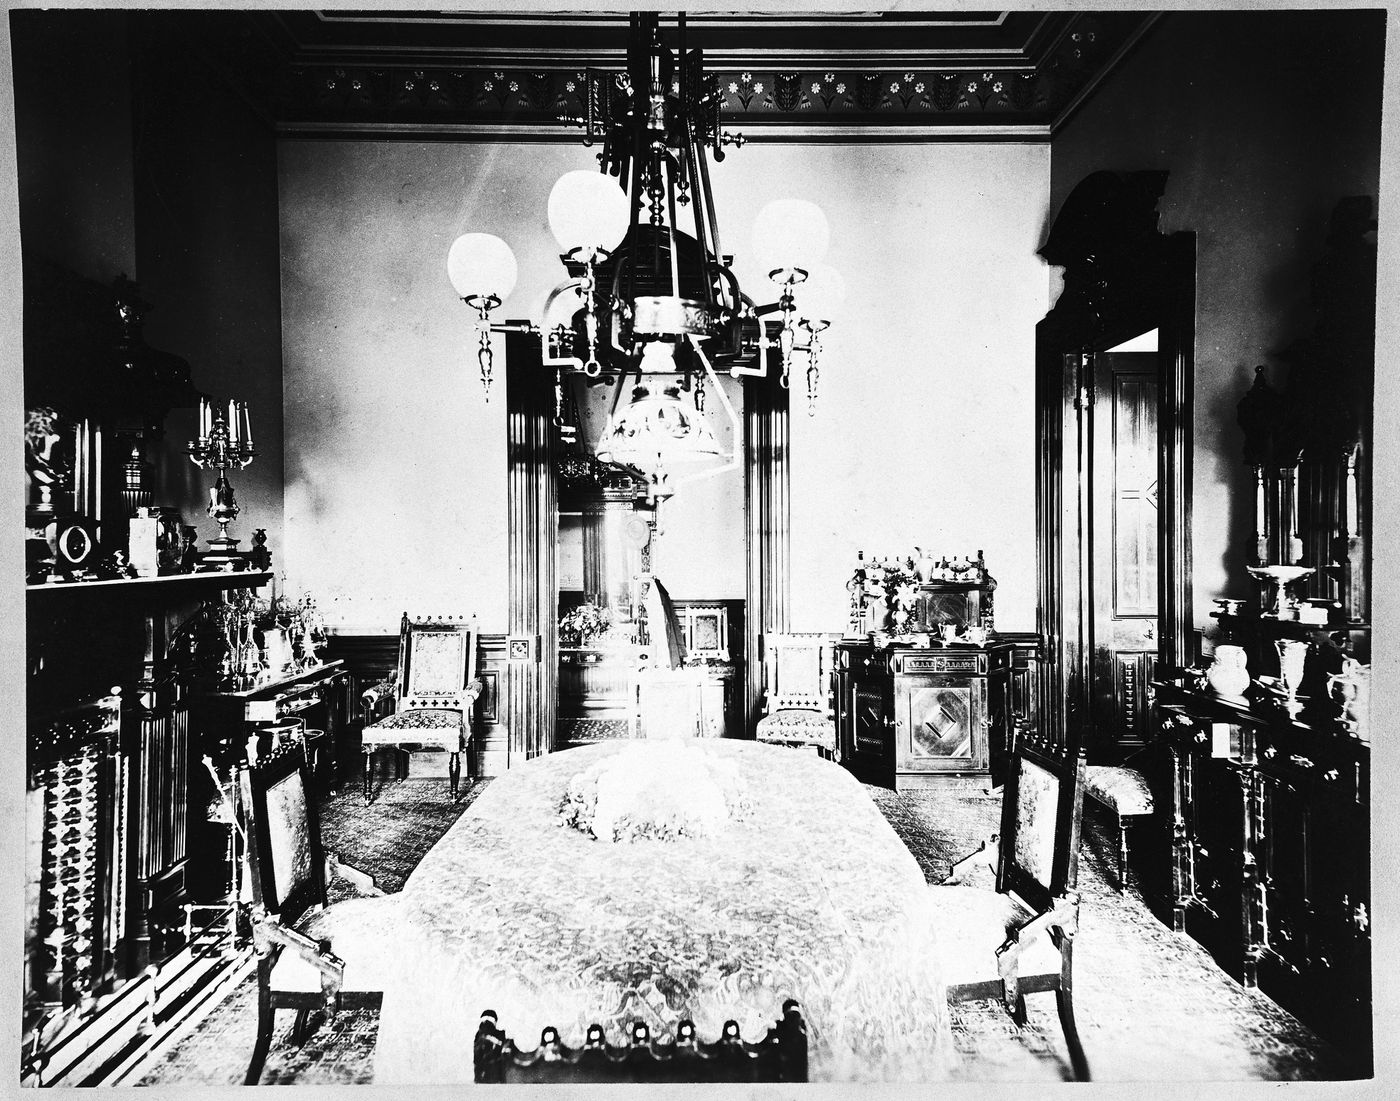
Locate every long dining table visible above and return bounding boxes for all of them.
[371,739,956,1083]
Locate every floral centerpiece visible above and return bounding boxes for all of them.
[558,742,753,843]
[559,601,613,647]
[849,557,920,635]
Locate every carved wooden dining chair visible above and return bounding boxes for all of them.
[474,1001,808,1083]
[928,724,1091,1081]
[754,633,838,760]
[360,613,481,803]
[240,743,397,1085]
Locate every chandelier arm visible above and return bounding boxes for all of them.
[671,336,741,489]
[680,121,717,320]
[539,279,587,372]
[664,156,683,302]
[694,129,724,265]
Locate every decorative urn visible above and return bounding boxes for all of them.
[1207,643,1250,702]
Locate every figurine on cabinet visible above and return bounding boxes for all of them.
[179,526,201,573]
[247,529,272,572]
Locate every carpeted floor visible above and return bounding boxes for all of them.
[137,754,1360,1086]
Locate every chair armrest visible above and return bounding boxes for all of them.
[360,678,397,724]
[465,678,484,705]
[942,833,1000,885]
[325,852,386,898]
[995,891,1080,973]
[252,915,347,1004]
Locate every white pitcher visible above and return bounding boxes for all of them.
[1207,643,1250,702]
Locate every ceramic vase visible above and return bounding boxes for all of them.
[1207,643,1250,701]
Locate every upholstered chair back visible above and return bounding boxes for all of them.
[996,729,1087,913]
[240,744,327,925]
[762,633,834,714]
[396,614,479,712]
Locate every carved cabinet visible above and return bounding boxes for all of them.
[1156,682,1371,1070]
[836,640,1013,789]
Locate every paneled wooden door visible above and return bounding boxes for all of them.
[1090,350,1159,758]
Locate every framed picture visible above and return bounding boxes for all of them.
[682,605,728,661]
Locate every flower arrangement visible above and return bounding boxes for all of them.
[559,601,613,646]
[559,742,752,843]
[849,556,920,634]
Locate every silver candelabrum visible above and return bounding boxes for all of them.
[187,398,256,569]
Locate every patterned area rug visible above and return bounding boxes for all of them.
[556,717,634,743]
[138,772,1359,1086]
[138,780,487,1087]
[871,782,1355,1082]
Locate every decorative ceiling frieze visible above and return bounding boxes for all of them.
[166,9,1162,140]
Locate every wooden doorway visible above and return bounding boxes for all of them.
[1035,171,1195,756]
[1090,343,1160,760]
[506,341,790,764]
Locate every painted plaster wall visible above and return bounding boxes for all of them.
[1048,10,1384,637]
[12,11,136,284]
[131,23,284,552]
[11,12,284,556]
[710,144,1048,632]
[278,140,1048,634]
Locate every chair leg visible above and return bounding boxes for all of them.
[291,1007,312,1046]
[1056,938,1091,1081]
[1118,818,1130,893]
[449,751,461,802]
[244,986,275,1085]
[362,747,374,805]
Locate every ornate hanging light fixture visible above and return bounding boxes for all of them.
[446,12,842,480]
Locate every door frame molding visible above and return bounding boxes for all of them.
[509,346,790,759]
[1034,170,1195,755]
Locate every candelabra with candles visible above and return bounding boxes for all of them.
[187,398,256,570]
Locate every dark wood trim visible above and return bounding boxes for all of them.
[1159,233,1197,671]
[743,368,790,734]
[506,332,557,765]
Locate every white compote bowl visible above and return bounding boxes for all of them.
[1246,564,1315,618]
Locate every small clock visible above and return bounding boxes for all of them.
[55,517,100,570]
[624,517,651,548]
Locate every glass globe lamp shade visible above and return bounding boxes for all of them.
[596,386,723,473]
[548,170,631,255]
[751,199,830,276]
[800,265,847,326]
[446,233,518,301]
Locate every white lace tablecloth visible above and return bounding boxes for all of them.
[372,740,955,1083]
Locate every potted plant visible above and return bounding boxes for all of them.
[559,602,613,647]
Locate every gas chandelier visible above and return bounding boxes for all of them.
[446,11,844,487]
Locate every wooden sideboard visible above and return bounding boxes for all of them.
[1153,680,1370,1069]
[25,572,272,1080]
[835,639,1020,789]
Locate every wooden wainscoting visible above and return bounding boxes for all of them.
[327,632,508,777]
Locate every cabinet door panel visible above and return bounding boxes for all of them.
[893,675,987,774]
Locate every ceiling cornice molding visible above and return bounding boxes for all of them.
[274,119,1053,144]
[1050,11,1164,135]
[178,10,1158,140]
